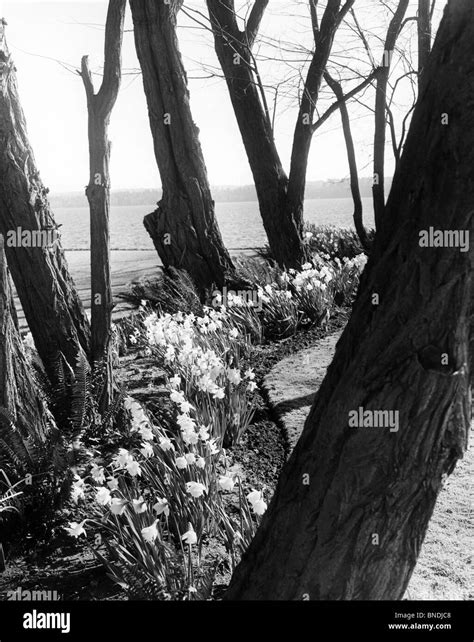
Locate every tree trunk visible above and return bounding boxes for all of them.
[372,0,409,229]
[130,0,233,295]
[225,0,473,600]
[0,235,53,445]
[0,20,90,384]
[81,0,126,407]
[207,0,353,270]
[207,0,304,270]
[418,0,431,93]
[324,71,370,251]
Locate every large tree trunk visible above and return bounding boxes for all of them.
[225,0,472,600]
[81,0,126,407]
[0,20,90,384]
[0,235,53,446]
[130,0,233,294]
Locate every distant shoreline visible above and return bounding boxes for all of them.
[49,178,392,209]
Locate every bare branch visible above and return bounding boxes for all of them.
[312,67,381,133]
[335,0,356,29]
[350,7,375,67]
[97,0,126,115]
[399,15,418,33]
[386,105,400,166]
[309,0,319,43]
[80,55,95,100]
[245,0,269,49]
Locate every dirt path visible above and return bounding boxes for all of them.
[264,331,473,600]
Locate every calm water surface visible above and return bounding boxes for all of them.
[55,197,375,253]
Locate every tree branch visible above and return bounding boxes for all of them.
[312,67,381,133]
[309,0,319,44]
[245,0,268,49]
[80,55,95,101]
[336,0,356,29]
[97,0,126,115]
[350,7,375,67]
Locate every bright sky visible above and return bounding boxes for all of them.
[1,0,444,193]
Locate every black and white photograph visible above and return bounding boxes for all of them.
[0,0,471,640]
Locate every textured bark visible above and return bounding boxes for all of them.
[207,0,355,270]
[372,0,409,229]
[225,0,473,600]
[0,21,90,383]
[130,0,233,294]
[0,235,52,444]
[81,0,126,405]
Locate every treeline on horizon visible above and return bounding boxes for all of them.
[50,176,393,209]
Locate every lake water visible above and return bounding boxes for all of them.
[55,197,375,252]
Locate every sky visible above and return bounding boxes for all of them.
[1,0,443,193]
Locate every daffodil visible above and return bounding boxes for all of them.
[175,456,188,470]
[226,368,242,385]
[140,442,154,458]
[110,498,127,515]
[71,475,85,504]
[247,490,267,515]
[169,374,181,389]
[138,425,154,441]
[153,498,170,517]
[181,524,197,546]
[186,481,207,498]
[159,436,174,452]
[218,475,235,492]
[113,448,133,468]
[91,464,105,484]
[170,390,186,404]
[107,477,119,491]
[126,460,142,477]
[196,456,206,469]
[141,520,159,543]
[96,487,112,506]
[132,497,148,514]
[65,520,87,538]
